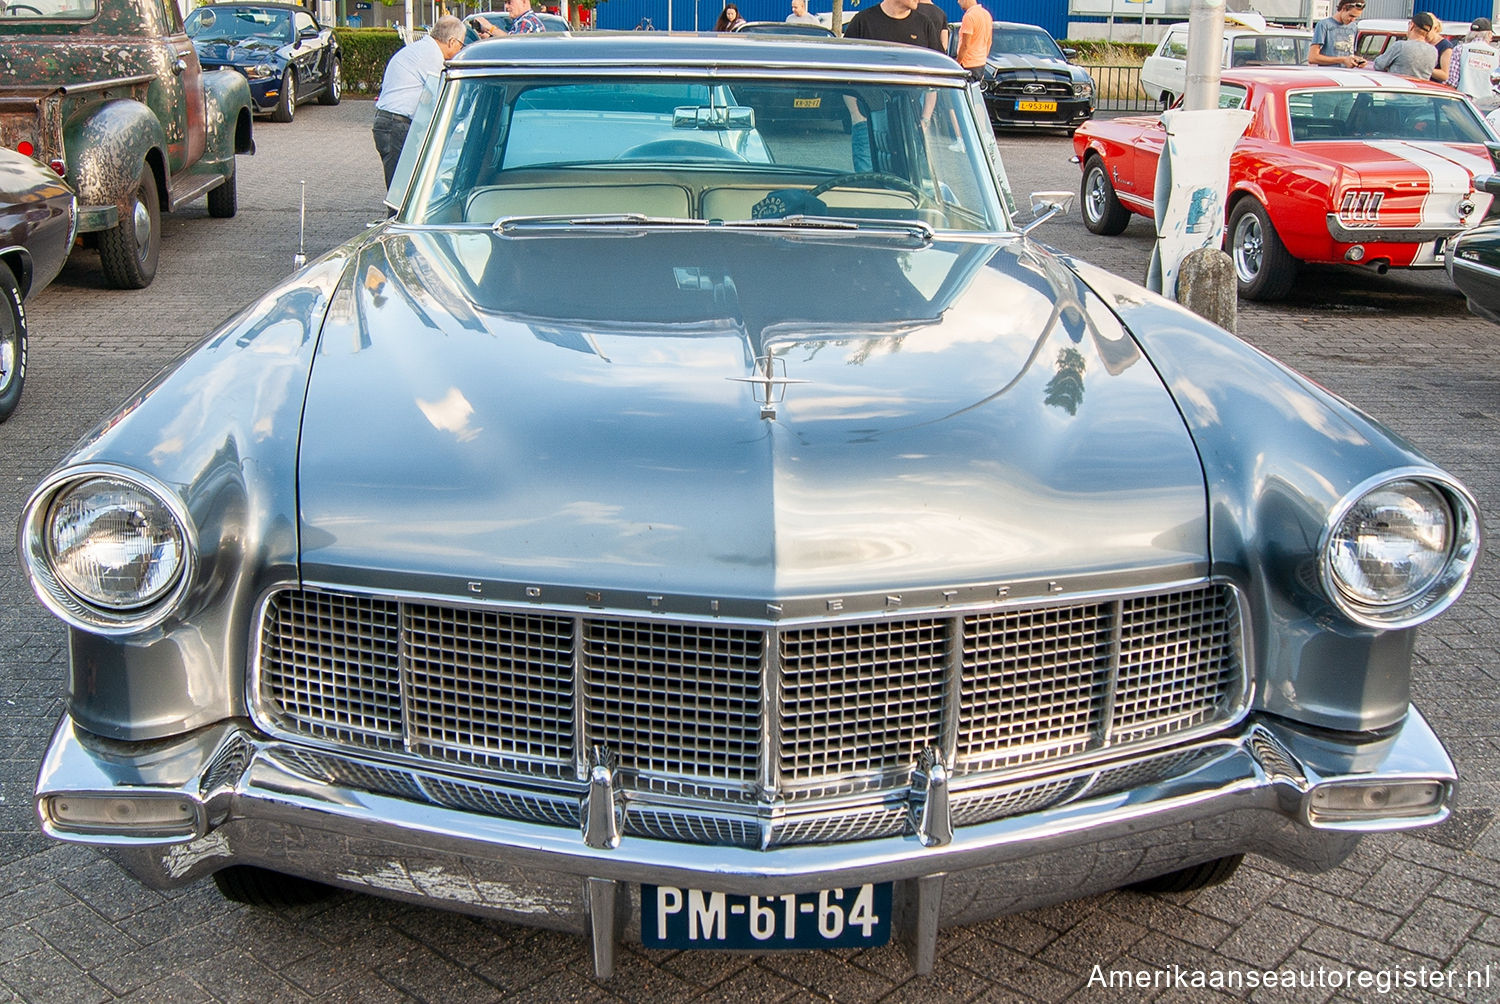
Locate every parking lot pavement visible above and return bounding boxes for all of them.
[1,100,1496,1003]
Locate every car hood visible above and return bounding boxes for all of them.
[194,39,281,62]
[296,228,1209,607]
[986,55,1075,75]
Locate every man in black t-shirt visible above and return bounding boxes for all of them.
[844,0,942,49]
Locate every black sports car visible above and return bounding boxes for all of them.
[0,146,75,422]
[186,2,340,122]
[949,21,1096,134]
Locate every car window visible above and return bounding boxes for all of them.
[1219,83,1249,109]
[187,6,292,42]
[1163,31,1188,59]
[0,0,98,17]
[1228,34,1309,66]
[989,26,1065,60]
[1356,32,1394,57]
[294,10,316,33]
[1287,88,1492,143]
[403,76,1004,232]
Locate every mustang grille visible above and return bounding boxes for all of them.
[991,79,1074,97]
[257,583,1244,838]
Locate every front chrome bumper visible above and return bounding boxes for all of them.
[35,707,1455,977]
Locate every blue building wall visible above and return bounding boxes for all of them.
[591,0,1067,40]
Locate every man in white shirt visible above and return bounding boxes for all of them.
[1452,18,1498,106]
[786,0,820,23]
[373,16,467,188]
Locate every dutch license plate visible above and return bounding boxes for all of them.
[793,97,822,109]
[641,883,893,950]
[1016,99,1058,112]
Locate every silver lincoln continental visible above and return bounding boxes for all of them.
[20,34,1480,977]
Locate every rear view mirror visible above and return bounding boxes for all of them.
[673,106,756,130]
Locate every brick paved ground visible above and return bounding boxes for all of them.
[0,101,1495,1002]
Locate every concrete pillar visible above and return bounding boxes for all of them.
[1178,247,1238,333]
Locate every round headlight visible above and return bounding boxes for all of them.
[21,469,194,633]
[47,477,185,608]
[1321,474,1480,629]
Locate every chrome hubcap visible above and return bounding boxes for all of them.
[0,338,14,391]
[1086,170,1106,221]
[1234,216,1262,279]
[131,194,152,251]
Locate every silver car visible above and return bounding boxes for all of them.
[20,34,1480,978]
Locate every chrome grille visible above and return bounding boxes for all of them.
[958,603,1112,771]
[780,619,948,786]
[255,582,1245,843]
[992,79,1073,97]
[582,620,762,783]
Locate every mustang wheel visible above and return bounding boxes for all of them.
[0,270,25,423]
[1080,157,1130,236]
[272,69,296,122]
[97,171,160,289]
[207,168,237,218]
[213,866,336,907]
[1228,198,1297,301]
[1127,854,1244,893]
[319,58,342,105]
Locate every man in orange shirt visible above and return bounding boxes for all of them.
[955,0,993,82]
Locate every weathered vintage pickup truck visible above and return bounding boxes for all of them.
[0,0,254,288]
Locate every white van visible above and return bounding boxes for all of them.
[1140,14,1311,106]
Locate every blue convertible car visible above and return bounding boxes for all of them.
[21,34,1480,978]
[186,2,340,122]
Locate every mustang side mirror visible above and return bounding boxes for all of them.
[1022,191,1074,236]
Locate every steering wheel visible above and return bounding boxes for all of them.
[808,172,927,205]
[3,4,45,14]
[615,139,746,162]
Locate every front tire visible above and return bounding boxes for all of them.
[207,168,237,218]
[1227,198,1297,301]
[1128,854,1244,893]
[318,58,342,105]
[97,171,161,289]
[1081,157,1130,236]
[272,69,296,122]
[0,270,25,423]
[213,866,336,908]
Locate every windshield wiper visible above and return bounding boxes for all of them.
[723,215,935,243]
[494,214,709,234]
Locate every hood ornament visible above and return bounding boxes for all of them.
[728,354,807,421]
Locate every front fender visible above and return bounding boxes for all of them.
[1062,254,1454,735]
[202,68,255,159]
[64,99,167,221]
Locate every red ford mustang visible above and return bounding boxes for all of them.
[1072,68,1496,300]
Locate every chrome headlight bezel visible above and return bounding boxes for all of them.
[1318,470,1480,630]
[20,466,197,636]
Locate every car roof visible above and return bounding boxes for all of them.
[194,2,306,9]
[1157,20,1309,37]
[1220,65,1463,91]
[455,31,969,76]
[1357,17,1465,35]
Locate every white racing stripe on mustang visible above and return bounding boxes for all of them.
[1365,141,1478,227]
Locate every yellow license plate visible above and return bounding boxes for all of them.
[793,97,821,109]
[1016,100,1057,112]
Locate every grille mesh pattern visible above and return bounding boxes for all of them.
[404,604,574,773]
[261,591,404,749]
[582,620,763,782]
[780,619,948,784]
[958,604,1113,771]
[1111,588,1241,744]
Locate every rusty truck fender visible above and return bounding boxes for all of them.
[63,96,164,234]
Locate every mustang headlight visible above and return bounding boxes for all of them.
[1320,473,1479,629]
[21,469,195,634]
[1073,80,1095,100]
[244,63,275,79]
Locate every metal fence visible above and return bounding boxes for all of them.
[1083,64,1158,114]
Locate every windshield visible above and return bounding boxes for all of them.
[401,75,1006,232]
[1227,33,1309,66]
[1288,88,1492,143]
[990,27,1065,60]
[186,6,292,44]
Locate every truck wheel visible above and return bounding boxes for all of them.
[319,58,342,105]
[97,172,160,289]
[1081,157,1130,236]
[207,168,237,218]
[0,271,25,423]
[1127,854,1243,893]
[272,69,296,122]
[212,866,336,907]
[1228,199,1297,301]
